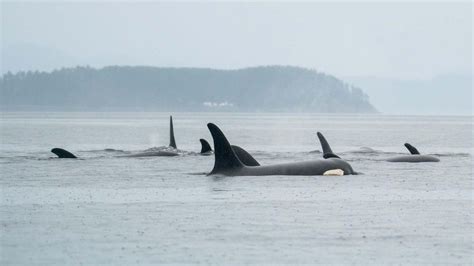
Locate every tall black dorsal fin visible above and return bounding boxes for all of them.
[231,145,260,166]
[51,148,77,158]
[317,132,341,159]
[404,143,420,155]
[200,139,213,153]
[207,123,243,174]
[169,116,177,149]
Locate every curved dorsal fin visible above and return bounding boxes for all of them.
[404,143,420,155]
[51,148,77,158]
[207,123,243,174]
[200,138,213,153]
[231,145,260,166]
[169,116,177,149]
[317,132,341,159]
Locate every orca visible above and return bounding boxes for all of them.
[51,148,77,158]
[199,138,260,166]
[169,115,177,149]
[127,115,179,157]
[387,143,440,162]
[230,145,260,166]
[199,139,213,155]
[51,116,180,158]
[317,132,341,159]
[206,123,356,176]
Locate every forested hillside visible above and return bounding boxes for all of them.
[1,65,376,112]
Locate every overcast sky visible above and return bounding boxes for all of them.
[2,2,472,79]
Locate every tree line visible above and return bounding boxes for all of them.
[0,65,377,112]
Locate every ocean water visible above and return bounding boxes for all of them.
[0,112,472,265]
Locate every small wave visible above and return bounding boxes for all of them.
[347,157,388,163]
[80,148,127,153]
[430,152,471,157]
[146,146,188,153]
[0,155,39,161]
[346,147,383,154]
[188,172,208,175]
[245,150,266,156]
[143,146,171,152]
[45,157,84,160]
[103,148,125,152]
[182,151,213,156]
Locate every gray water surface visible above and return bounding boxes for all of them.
[1,112,472,264]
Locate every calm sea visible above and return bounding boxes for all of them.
[1,112,472,264]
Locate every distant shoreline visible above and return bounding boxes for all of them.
[1,65,377,113]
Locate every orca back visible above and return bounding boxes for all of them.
[387,155,439,163]
[207,123,357,176]
[51,148,77,158]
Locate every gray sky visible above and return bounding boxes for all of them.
[2,1,472,79]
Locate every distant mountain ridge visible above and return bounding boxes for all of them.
[0,65,376,113]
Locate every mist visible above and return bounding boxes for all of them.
[1,2,472,115]
[1,3,473,264]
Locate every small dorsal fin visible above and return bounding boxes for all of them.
[207,123,243,174]
[231,145,260,166]
[51,148,77,158]
[200,139,213,153]
[404,143,420,155]
[317,132,341,159]
[169,116,177,149]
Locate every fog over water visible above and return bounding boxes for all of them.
[1,2,473,264]
[3,2,471,78]
[2,2,472,115]
[2,2,472,114]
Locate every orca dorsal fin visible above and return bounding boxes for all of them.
[231,145,260,166]
[169,116,177,149]
[51,148,77,158]
[207,123,244,174]
[200,138,213,153]
[404,143,420,155]
[317,132,341,159]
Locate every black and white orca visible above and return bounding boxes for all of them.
[206,123,356,176]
